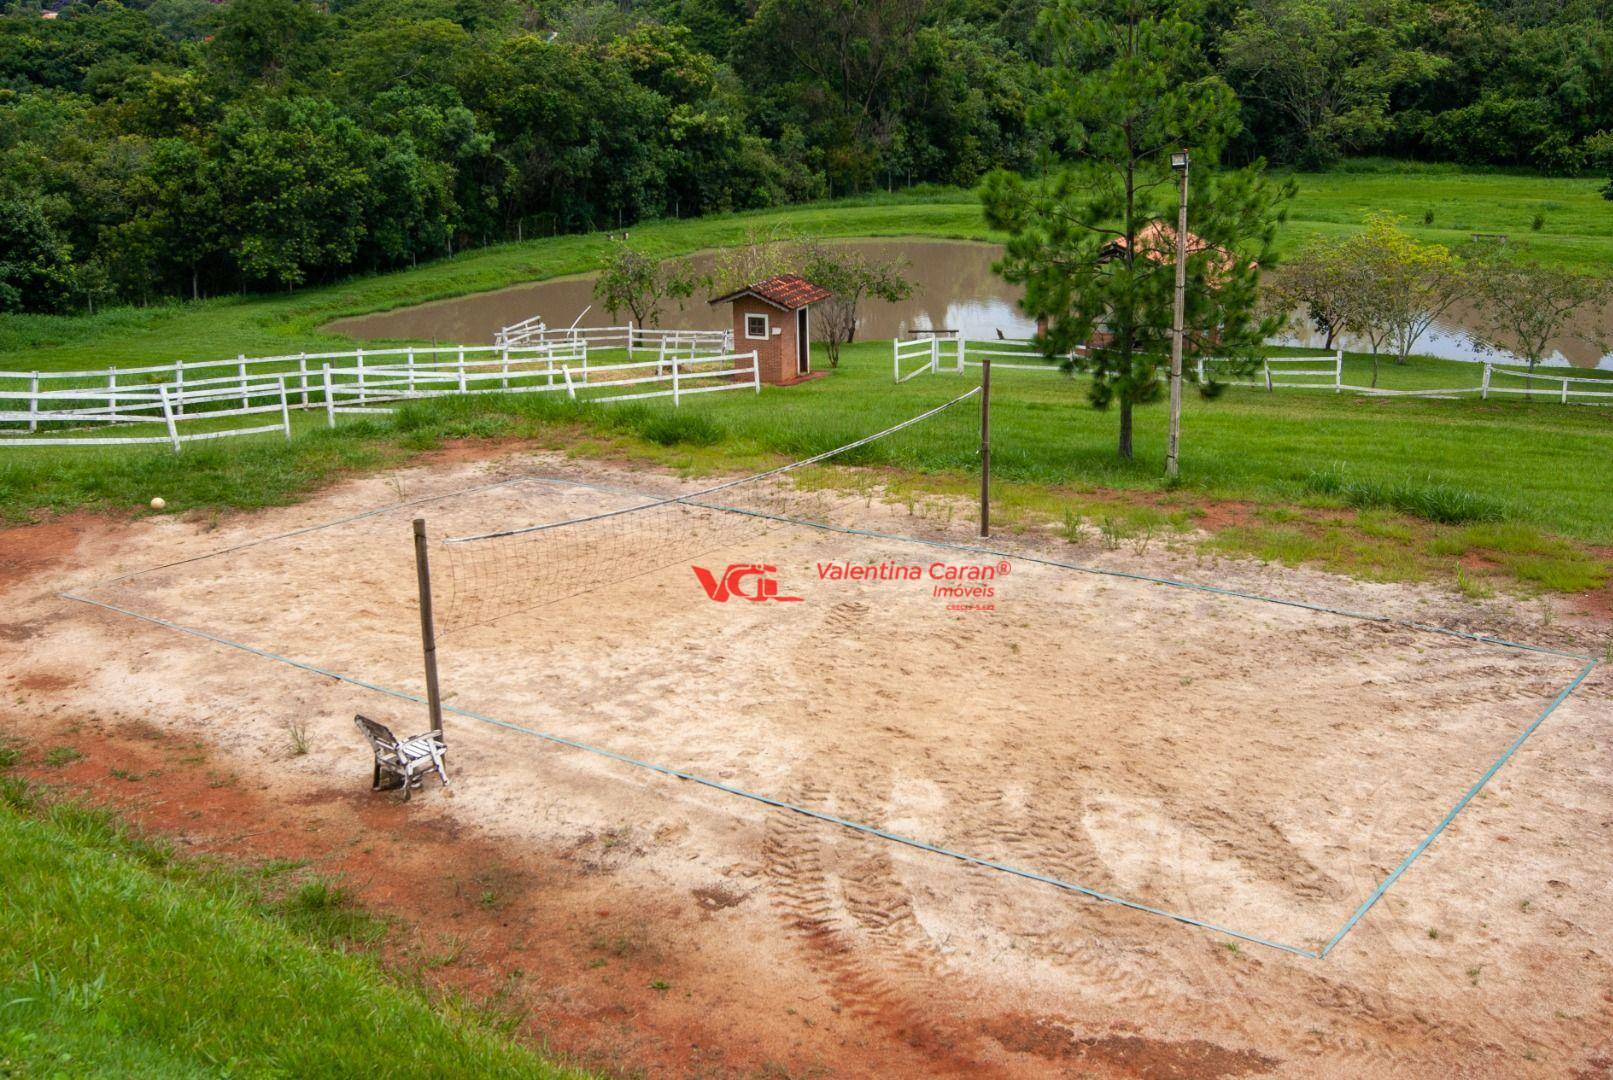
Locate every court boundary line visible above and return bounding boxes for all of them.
[58,470,1598,958]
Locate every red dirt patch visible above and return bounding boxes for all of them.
[5,712,1050,1078]
[0,513,106,593]
[983,1013,1277,1077]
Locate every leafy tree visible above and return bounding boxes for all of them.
[797,241,913,366]
[1265,236,1352,349]
[592,241,696,328]
[1222,0,1445,165]
[982,0,1287,461]
[1468,246,1612,373]
[208,0,331,89]
[210,98,375,288]
[0,197,76,313]
[1336,213,1467,385]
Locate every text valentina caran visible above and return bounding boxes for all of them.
[815,561,1002,582]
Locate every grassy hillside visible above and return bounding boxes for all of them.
[2,165,1611,376]
[0,744,587,1078]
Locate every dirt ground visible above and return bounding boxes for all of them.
[3,449,1611,1078]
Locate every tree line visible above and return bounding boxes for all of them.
[3,0,1613,313]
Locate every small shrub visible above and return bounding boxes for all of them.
[1301,466,1507,525]
[1531,212,1545,232]
[637,411,725,447]
[286,719,310,757]
[44,746,83,768]
[1423,208,1435,225]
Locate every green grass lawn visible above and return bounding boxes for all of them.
[2,339,1606,597]
[0,743,587,1078]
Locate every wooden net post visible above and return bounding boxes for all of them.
[979,355,991,539]
[413,518,445,742]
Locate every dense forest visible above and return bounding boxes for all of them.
[2,0,1611,311]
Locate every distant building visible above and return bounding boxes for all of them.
[709,274,832,386]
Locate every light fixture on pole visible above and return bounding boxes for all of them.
[1165,148,1190,480]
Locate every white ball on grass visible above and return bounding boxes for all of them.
[149,497,166,510]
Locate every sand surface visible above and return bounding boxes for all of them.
[4,451,1610,1076]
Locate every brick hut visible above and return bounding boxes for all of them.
[709,274,832,386]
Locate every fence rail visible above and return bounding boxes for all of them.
[0,343,761,451]
[495,320,732,355]
[897,339,1613,405]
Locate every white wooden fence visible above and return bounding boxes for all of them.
[1198,353,1345,391]
[897,337,1613,405]
[496,320,731,356]
[894,334,1076,382]
[0,342,761,451]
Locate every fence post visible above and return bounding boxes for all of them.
[299,353,310,407]
[1334,350,1343,393]
[958,337,967,374]
[175,361,185,415]
[580,341,589,384]
[930,336,940,374]
[238,354,249,410]
[28,372,39,432]
[892,340,900,382]
[1481,363,1491,400]
[1264,361,1273,392]
[671,355,681,406]
[324,364,336,427]
[406,348,416,394]
[279,377,292,439]
[562,365,576,400]
[1561,376,1569,405]
[107,368,119,421]
[158,385,181,452]
[500,348,509,390]
[752,350,761,393]
[457,349,467,393]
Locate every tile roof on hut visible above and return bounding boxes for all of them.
[708,273,832,311]
[1097,222,1252,278]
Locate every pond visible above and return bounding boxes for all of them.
[327,239,1613,370]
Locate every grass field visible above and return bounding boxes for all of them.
[2,340,1607,599]
[0,741,587,1078]
[2,163,1609,597]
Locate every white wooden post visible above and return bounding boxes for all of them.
[1195,357,1205,384]
[562,365,576,400]
[298,353,310,407]
[323,364,336,427]
[175,361,185,415]
[751,350,761,393]
[107,368,119,420]
[892,340,900,382]
[1481,362,1491,400]
[28,372,39,432]
[279,377,292,439]
[1334,350,1343,393]
[158,385,181,452]
[671,355,681,406]
[457,349,467,393]
[930,336,940,374]
[1264,361,1273,392]
[958,337,967,373]
[406,348,416,394]
[237,354,249,410]
[1561,376,1569,404]
[580,342,589,384]
[500,348,509,390]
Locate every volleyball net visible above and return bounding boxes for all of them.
[435,388,982,632]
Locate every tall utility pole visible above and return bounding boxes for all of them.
[1165,149,1190,480]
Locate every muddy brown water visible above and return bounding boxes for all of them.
[327,238,1613,369]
